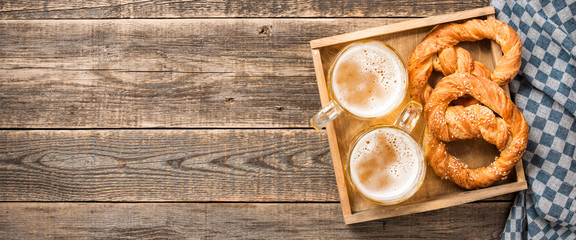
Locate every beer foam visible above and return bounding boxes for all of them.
[349,127,423,202]
[331,41,407,118]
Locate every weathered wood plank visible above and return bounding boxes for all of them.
[0,202,512,239]
[0,0,490,19]
[0,19,413,128]
[0,129,337,201]
[0,129,517,202]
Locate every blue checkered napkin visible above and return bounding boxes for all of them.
[491,0,576,239]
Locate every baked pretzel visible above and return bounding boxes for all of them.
[433,46,491,79]
[424,73,529,189]
[407,18,526,189]
[409,18,522,105]
[438,104,510,150]
[433,46,491,106]
[428,46,510,147]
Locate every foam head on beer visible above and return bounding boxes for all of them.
[330,41,407,118]
[348,127,424,203]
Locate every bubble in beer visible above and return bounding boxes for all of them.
[331,41,407,118]
[349,128,423,203]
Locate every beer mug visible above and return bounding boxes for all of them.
[346,101,425,205]
[310,40,408,129]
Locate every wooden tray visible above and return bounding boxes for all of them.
[310,6,527,224]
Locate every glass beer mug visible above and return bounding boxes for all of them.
[310,40,408,129]
[346,101,425,205]
[310,40,426,204]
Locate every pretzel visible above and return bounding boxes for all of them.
[433,46,491,79]
[427,47,510,147]
[409,18,522,105]
[433,46,491,106]
[424,73,529,189]
[407,18,527,189]
[437,104,510,150]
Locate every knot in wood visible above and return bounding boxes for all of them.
[257,26,272,36]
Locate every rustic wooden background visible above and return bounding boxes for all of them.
[0,1,515,239]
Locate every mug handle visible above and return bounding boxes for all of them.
[394,100,422,133]
[310,100,342,130]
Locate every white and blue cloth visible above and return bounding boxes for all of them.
[491,0,576,239]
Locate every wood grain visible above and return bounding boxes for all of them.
[0,129,336,201]
[0,18,412,128]
[0,0,490,19]
[0,1,517,237]
[0,202,511,239]
[0,129,516,202]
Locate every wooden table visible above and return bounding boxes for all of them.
[0,1,514,239]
